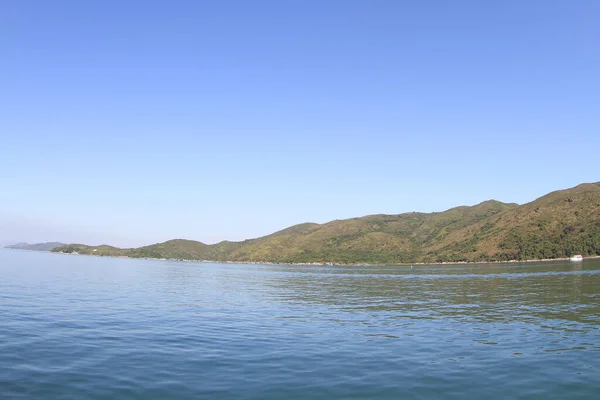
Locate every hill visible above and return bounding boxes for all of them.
[6,242,66,251]
[52,182,600,264]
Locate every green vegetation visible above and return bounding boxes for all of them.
[6,242,66,251]
[52,182,600,264]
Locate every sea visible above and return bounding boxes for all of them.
[1,249,599,399]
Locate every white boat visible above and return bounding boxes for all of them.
[570,255,583,262]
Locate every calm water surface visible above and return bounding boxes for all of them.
[1,249,599,399]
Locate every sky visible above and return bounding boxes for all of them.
[1,0,599,247]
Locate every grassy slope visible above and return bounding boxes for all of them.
[229,200,518,263]
[53,182,600,264]
[483,183,600,261]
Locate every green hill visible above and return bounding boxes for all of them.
[6,242,66,251]
[53,182,600,264]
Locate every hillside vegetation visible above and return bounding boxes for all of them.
[53,182,600,264]
[6,242,66,251]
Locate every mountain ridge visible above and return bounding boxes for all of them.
[50,182,600,264]
[5,242,66,251]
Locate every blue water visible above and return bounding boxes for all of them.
[1,249,599,399]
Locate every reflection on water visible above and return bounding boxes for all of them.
[1,250,599,400]
[257,260,600,325]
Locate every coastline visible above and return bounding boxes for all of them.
[48,250,600,267]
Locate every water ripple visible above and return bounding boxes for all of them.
[1,250,599,399]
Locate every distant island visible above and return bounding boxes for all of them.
[37,182,600,265]
[5,242,66,252]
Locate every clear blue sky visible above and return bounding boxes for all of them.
[1,0,598,247]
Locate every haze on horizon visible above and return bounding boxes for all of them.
[1,1,598,248]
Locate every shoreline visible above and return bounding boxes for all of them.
[47,250,600,267]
